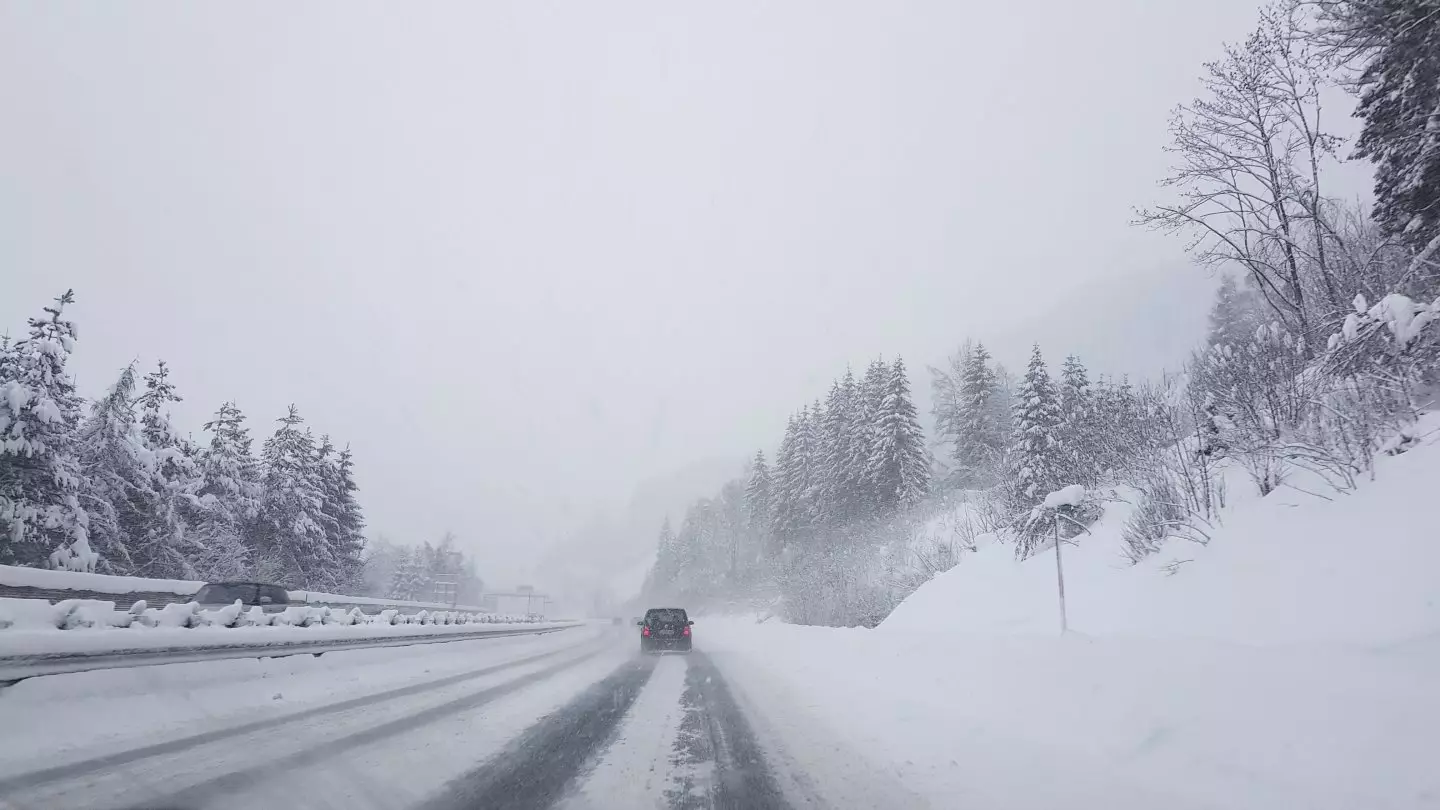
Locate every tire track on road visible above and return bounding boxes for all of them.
[670,650,788,810]
[421,655,658,810]
[132,646,609,810]
[0,635,581,796]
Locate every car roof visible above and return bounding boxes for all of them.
[645,607,687,612]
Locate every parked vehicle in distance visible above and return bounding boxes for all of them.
[638,607,692,654]
[192,582,291,613]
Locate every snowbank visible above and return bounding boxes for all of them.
[0,620,577,658]
[687,415,1440,807]
[0,565,501,617]
[0,565,201,595]
[884,412,1440,645]
[701,617,1440,810]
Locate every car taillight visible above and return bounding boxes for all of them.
[642,626,650,637]
[682,626,691,636]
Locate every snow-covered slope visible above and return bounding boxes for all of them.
[883,412,1440,645]
[700,415,1440,809]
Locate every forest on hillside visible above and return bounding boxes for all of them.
[642,0,1440,626]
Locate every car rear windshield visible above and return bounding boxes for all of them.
[195,583,257,604]
[645,609,687,624]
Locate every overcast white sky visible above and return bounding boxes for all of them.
[2,1,1320,588]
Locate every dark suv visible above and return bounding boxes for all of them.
[638,607,692,654]
[193,582,291,612]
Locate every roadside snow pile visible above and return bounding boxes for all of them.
[693,413,1440,808]
[0,619,577,659]
[0,565,201,595]
[0,566,486,613]
[883,411,1440,645]
[0,597,543,632]
[702,617,1440,810]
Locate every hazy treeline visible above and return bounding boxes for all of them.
[645,0,1440,626]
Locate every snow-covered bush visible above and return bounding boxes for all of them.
[270,605,322,627]
[56,599,132,630]
[237,605,271,627]
[137,601,199,628]
[196,599,245,628]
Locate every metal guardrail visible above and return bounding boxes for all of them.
[0,583,488,616]
[0,623,579,686]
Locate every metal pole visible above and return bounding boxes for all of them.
[1054,515,1068,634]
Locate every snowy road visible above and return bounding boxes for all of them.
[0,624,816,810]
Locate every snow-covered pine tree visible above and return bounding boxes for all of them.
[1325,0,1440,257]
[1207,275,1258,350]
[743,449,774,559]
[864,357,930,516]
[386,545,415,600]
[928,341,971,467]
[191,402,261,579]
[123,361,202,578]
[819,374,861,527]
[0,292,92,568]
[256,406,334,589]
[76,365,152,573]
[1058,354,1100,486]
[386,545,430,602]
[318,443,366,591]
[1006,344,1065,554]
[853,358,889,518]
[771,413,801,552]
[951,342,1007,489]
[835,368,867,522]
[798,400,824,530]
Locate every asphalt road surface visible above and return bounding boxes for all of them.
[0,625,799,810]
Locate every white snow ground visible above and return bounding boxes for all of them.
[0,624,626,810]
[689,414,1440,809]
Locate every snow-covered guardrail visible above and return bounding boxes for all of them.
[0,564,499,617]
[0,621,579,685]
[0,597,541,632]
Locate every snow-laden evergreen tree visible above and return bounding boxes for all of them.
[773,405,822,547]
[743,449,773,558]
[191,402,261,579]
[951,342,1007,489]
[819,373,862,526]
[1006,345,1065,550]
[864,357,930,515]
[853,358,889,516]
[318,442,366,591]
[75,365,152,573]
[797,401,824,529]
[1324,0,1440,257]
[0,292,91,568]
[771,413,802,551]
[257,405,334,589]
[1207,275,1258,350]
[121,361,202,578]
[1058,354,1101,486]
[928,340,971,464]
[386,545,429,601]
